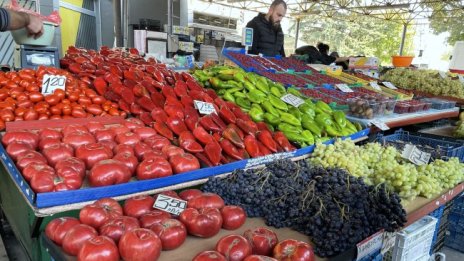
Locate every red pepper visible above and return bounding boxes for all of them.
[164,104,185,119]
[111,83,124,95]
[188,90,204,102]
[139,112,154,126]
[68,63,82,74]
[244,135,261,158]
[236,119,258,136]
[228,124,245,140]
[185,115,199,132]
[174,80,188,98]
[181,95,194,109]
[123,79,137,88]
[93,77,107,95]
[210,113,227,131]
[257,141,272,156]
[164,96,184,109]
[109,65,123,77]
[231,107,252,122]
[273,131,296,152]
[222,126,245,149]
[212,133,221,142]
[104,90,121,102]
[220,139,243,160]
[150,91,166,108]
[166,116,188,136]
[120,87,135,104]
[118,100,130,113]
[199,115,222,132]
[205,89,218,100]
[179,131,203,153]
[257,130,278,153]
[184,106,200,119]
[181,72,194,82]
[194,152,214,167]
[239,149,250,159]
[140,80,156,94]
[165,76,175,86]
[153,70,165,83]
[214,97,227,109]
[205,141,222,166]
[193,126,213,145]
[202,94,214,103]
[174,72,184,83]
[219,106,236,124]
[151,107,168,122]
[162,85,176,99]
[186,79,202,92]
[124,70,138,82]
[153,121,174,140]
[220,154,231,164]
[256,122,271,132]
[136,96,155,112]
[130,103,143,115]
[133,84,149,97]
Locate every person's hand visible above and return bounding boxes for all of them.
[26,14,44,39]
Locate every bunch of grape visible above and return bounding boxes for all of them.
[203,159,407,257]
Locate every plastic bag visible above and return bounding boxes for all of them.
[9,0,62,25]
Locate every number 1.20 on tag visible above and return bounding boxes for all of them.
[42,74,66,95]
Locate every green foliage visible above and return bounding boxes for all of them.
[424,1,464,46]
[291,15,415,65]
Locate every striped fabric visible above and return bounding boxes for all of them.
[0,8,9,32]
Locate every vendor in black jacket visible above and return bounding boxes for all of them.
[246,0,286,57]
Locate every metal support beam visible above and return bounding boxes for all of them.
[113,0,122,47]
[123,0,129,47]
[167,0,173,35]
[294,18,300,50]
[399,23,408,55]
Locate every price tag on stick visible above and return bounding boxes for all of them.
[382,82,397,90]
[153,194,187,216]
[335,84,354,92]
[194,100,216,115]
[42,74,66,95]
[281,94,305,107]
[369,82,382,91]
[401,144,431,165]
[370,119,390,131]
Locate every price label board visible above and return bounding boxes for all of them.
[42,74,66,95]
[194,100,216,115]
[281,94,305,107]
[335,84,354,93]
[382,82,397,90]
[153,195,187,216]
[402,144,431,165]
[369,82,382,91]
[381,232,397,255]
[370,119,390,131]
[356,230,384,261]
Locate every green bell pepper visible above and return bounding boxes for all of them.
[269,95,288,111]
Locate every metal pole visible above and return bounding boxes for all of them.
[167,0,173,34]
[294,18,300,50]
[113,0,122,47]
[123,0,129,47]
[399,23,408,55]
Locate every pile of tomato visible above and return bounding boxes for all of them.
[2,117,202,192]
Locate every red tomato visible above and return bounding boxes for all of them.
[221,206,246,230]
[161,145,184,159]
[215,234,252,261]
[243,227,278,256]
[142,150,167,161]
[55,157,86,179]
[133,142,152,160]
[244,256,278,261]
[149,218,187,250]
[53,166,83,191]
[139,210,171,229]
[6,141,32,161]
[115,131,140,146]
[22,162,54,182]
[29,170,55,192]
[62,224,98,256]
[179,189,203,202]
[169,153,200,174]
[109,125,130,136]
[99,216,140,243]
[45,217,81,246]
[179,208,222,238]
[75,143,114,169]
[16,150,47,170]
[188,193,225,209]
[29,92,44,102]
[143,135,171,151]
[45,94,60,106]
[63,125,89,136]
[88,159,131,187]
[118,228,162,261]
[273,240,314,261]
[23,108,39,121]
[2,131,39,149]
[124,118,145,130]
[0,108,15,122]
[39,138,61,152]
[154,190,181,200]
[39,128,63,140]
[77,235,119,261]
[123,195,155,218]
[112,152,138,175]
[79,198,123,229]
[133,127,157,140]
[94,128,116,142]
[136,158,173,180]
[100,140,117,151]
[62,131,96,149]
[193,251,227,261]
[85,121,105,134]
[113,144,134,155]
[42,143,74,167]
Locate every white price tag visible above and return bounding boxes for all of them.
[280,94,305,107]
[439,71,447,79]
[335,84,354,93]
[401,144,431,166]
[194,100,216,115]
[458,75,464,84]
[381,232,397,255]
[356,231,384,261]
[42,74,66,95]
[153,194,187,216]
[370,119,390,131]
[369,82,382,91]
[382,82,397,90]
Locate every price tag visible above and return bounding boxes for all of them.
[356,230,384,261]
[370,119,390,131]
[280,94,305,107]
[335,84,354,93]
[42,74,66,95]
[153,194,187,216]
[381,232,397,255]
[439,71,447,79]
[369,82,382,91]
[194,100,216,115]
[458,75,464,84]
[382,82,397,90]
[401,144,431,165]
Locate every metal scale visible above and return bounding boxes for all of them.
[13,45,60,70]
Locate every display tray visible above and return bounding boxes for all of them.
[0,120,370,210]
[418,125,458,139]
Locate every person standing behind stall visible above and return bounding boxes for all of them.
[246,0,287,57]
